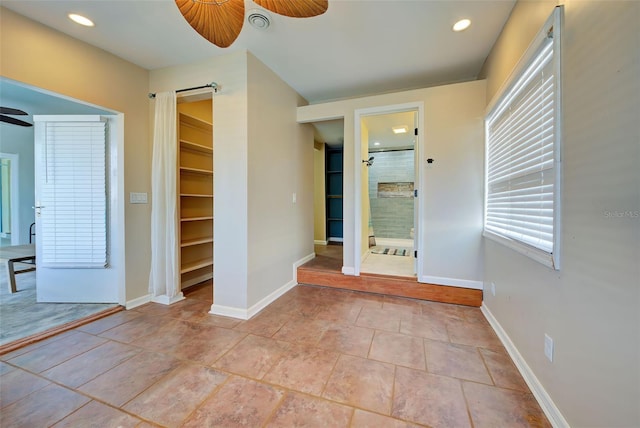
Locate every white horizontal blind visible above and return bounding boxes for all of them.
[485,36,557,255]
[41,120,107,268]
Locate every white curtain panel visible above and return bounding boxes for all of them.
[148,91,179,299]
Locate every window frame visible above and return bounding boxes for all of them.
[483,6,563,270]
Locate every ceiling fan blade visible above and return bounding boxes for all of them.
[175,0,245,48]
[0,107,28,115]
[253,0,328,18]
[0,115,33,127]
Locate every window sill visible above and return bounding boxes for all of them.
[483,230,559,270]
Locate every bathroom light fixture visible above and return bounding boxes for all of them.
[68,13,94,27]
[392,126,407,134]
[453,18,471,32]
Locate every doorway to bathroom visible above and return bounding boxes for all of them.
[356,104,421,278]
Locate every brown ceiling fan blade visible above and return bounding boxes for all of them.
[0,115,33,127]
[253,0,328,18]
[175,0,245,48]
[0,107,28,115]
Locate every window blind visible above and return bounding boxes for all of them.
[485,23,559,263]
[41,120,107,268]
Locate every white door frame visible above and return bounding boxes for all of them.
[33,113,125,304]
[353,101,424,278]
[0,152,20,245]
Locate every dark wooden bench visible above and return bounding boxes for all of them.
[0,244,36,293]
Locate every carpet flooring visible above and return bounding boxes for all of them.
[0,265,118,346]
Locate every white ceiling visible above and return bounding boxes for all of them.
[1,0,514,143]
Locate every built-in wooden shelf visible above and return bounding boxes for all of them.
[180,166,213,175]
[181,216,213,222]
[181,237,214,247]
[180,112,212,129]
[178,104,213,290]
[180,193,213,198]
[180,140,213,154]
[181,258,214,274]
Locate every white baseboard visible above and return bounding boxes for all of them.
[342,266,355,275]
[328,237,344,242]
[419,275,483,290]
[481,304,569,428]
[210,279,297,320]
[209,303,248,320]
[125,293,152,309]
[210,253,312,320]
[314,240,328,246]
[152,292,185,305]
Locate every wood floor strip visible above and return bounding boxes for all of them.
[297,268,482,307]
[0,305,124,356]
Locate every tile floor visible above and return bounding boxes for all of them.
[0,282,550,427]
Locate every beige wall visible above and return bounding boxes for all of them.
[246,52,314,308]
[0,8,151,302]
[150,51,250,311]
[299,80,486,286]
[150,51,313,314]
[481,2,640,427]
[313,142,326,243]
[478,0,560,103]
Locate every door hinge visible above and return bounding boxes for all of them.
[414,189,418,197]
[414,128,418,136]
[414,250,417,258]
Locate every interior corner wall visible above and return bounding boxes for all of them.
[478,0,560,103]
[481,2,640,427]
[150,50,250,311]
[246,52,314,309]
[0,7,150,302]
[313,142,326,242]
[298,79,486,286]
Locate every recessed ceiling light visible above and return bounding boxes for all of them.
[374,141,380,146]
[68,13,94,27]
[453,19,471,32]
[392,126,407,134]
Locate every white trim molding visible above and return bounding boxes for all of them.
[125,293,152,309]
[152,292,185,306]
[314,240,328,246]
[210,279,297,320]
[420,275,483,290]
[481,304,570,428]
[210,253,313,320]
[341,266,355,275]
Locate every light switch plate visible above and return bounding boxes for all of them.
[130,192,148,204]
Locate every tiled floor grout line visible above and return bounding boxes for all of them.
[2,285,550,427]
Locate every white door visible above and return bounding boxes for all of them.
[33,115,119,303]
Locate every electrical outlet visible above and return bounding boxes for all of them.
[292,193,297,204]
[490,282,496,296]
[544,334,554,362]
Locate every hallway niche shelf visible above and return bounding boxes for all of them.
[178,105,214,289]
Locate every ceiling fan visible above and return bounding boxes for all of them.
[175,0,328,48]
[0,107,32,127]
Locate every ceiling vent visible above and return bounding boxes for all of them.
[247,10,271,30]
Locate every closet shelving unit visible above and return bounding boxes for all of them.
[178,111,214,288]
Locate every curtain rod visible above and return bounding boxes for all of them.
[148,82,218,99]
